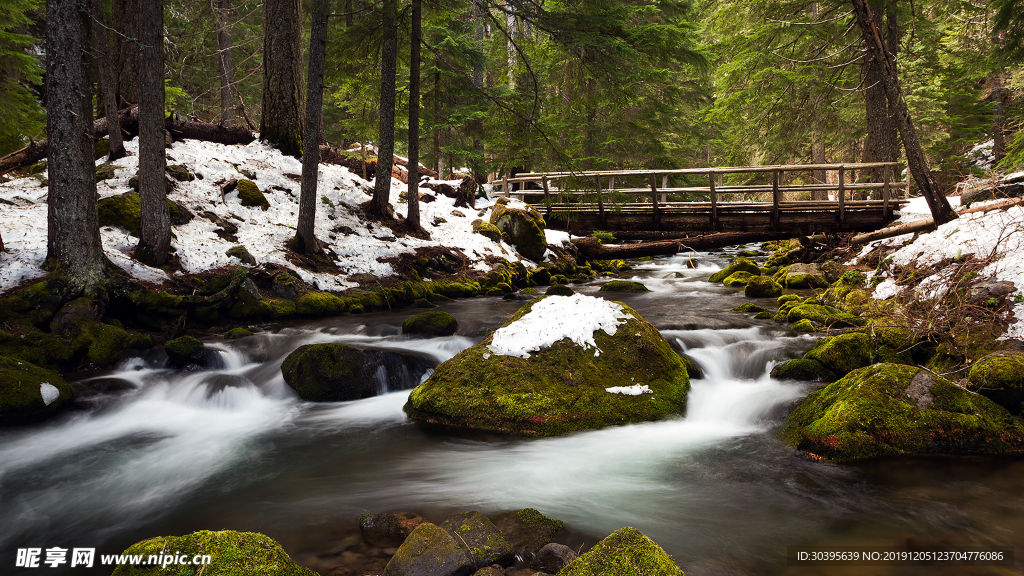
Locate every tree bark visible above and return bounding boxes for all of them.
[46,0,106,291]
[297,0,329,254]
[136,0,170,266]
[212,0,237,126]
[859,2,900,197]
[850,0,956,224]
[91,0,126,161]
[110,0,139,107]
[371,0,398,216]
[261,0,304,157]
[407,0,422,230]
[992,72,1006,163]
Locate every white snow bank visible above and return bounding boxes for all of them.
[0,138,545,293]
[605,384,653,395]
[487,294,633,358]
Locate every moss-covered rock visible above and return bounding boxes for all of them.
[110,530,316,576]
[404,296,689,436]
[557,527,683,576]
[804,332,874,378]
[166,164,194,182]
[226,245,256,265]
[777,263,827,289]
[167,198,195,225]
[360,512,426,548]
[731,302,767,314]
[744,276,783,298]
[598,280,650,293]
[0,357,74,425]
[489,200,547,262]
[382,522,476,576]
[223,328,254,340]
[472,219,503,243]
[722,271,755,287]
[778,294,802,305]
[440,511,514,568]
[546,285,575,296]
[782,364,1024,461]
[791,319,816,333]
[237,179,270,210]
[98,192,194,236]
[967,352,1024,414]
[95,161,116,182]
[403,310,459,336]
[786,303,857,328]
[770,358,836,381]
[708,258,760,283]
[165,335,219,369]
[493,508,566,559]
[281,343,431,401]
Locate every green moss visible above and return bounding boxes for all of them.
[782,364,1024,461]
[95,161,116,182]
[559,527,683,576]
[226,245,256,265]
[404,299,689,436]
[753,311,773,320]
[439,511,512,568]
[166,336,203,358]
[731,302,767,313]
[804,332,874,377]
[0,356,74,425]
[744,276,783,298]
[382,523,473,576]
[80,321,131,366]
[599,280,650,293]
[98,192,143,236]
[236,179,270,210]
[770,358,836,381]
[786,303,856,328]
[722,271,755,287]
[489,203,547,262]
[166,164,194,182]
[472,219,503,243]
[280,343,378,401]
[403,310,459,336]
[777,294,802,305]
[0,325,78,371]
[967,352,1024,413]
[708,258,760,283]
[791,319,816,332]
[224,328,254,340]
[547,285,575,296]
[110,530,316,576]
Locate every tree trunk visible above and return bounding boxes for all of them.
[297,0,329,254]
[858,3,899,198]
[371,0,398,217]
[811,132,827,200]
[137,0,170,266]
[992,72,1006,163]
[850,0,956,224]
[110,0,140,107]
[46,0,106,291]
[91,0,125,161]
[407,0,422,230]
[212,0,237,126]
[261,0,304,158]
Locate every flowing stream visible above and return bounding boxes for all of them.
[2,250,1023,575]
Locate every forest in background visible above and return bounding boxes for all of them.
[1,0,1023,188]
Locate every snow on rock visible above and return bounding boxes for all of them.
[0,138,561,294]
[866,197,1024,339]
[39,383,59,406]
[605,384,653,395]
[487,294,633,358]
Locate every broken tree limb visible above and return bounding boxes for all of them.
[850,196,1024,245]
[572,238,680,260]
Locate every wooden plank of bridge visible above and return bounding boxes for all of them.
[594,174,606,227]
[838,166,846,225]
[709,170,718,230]
[771,169,780,230]
[650,173,661,228]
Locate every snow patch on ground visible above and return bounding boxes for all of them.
[605,384,653,395]
[487,294,633,358]
[0,138,554,293]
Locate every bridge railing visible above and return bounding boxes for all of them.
[499,162,908,227]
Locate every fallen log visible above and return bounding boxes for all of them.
[0,106,255,177]
[572,238,680,260]
[850,196,1024,245]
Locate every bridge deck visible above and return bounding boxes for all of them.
[499,162,909,236]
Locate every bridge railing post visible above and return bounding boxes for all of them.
[709,170,718,230]
[882,165,891,219]
[838,165,846,225]
[594,174,605,227]
[542,175,551,218]
[650,173,661,228]
[772,169,780,230]
[661,174,668,203]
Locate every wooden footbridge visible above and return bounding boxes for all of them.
[500,162,908,236]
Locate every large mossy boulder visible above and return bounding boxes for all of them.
[804,332,873,378]
[558,527,683,576]
[110,530,316,576]
[598,280,649,293]
[237,179,270,210]
[770,358,836,382]
[708,257,760,283]
[404,294,689,436]
[786,303,857,328]
[165,335,220,369]
[722,271,755,287]
[472,219,503,243]
[967,351,1024,414]
[282,343,432,401]
[98,192,193,236]
[0,357,74,425]
[403,310,459,336]
[782,363,1024,461]
[776,263,826,289]
[440,511,514,568]
[381,522,476,576]
[493,508,566,559]
[744,276,783,298]
[489,199,547,262]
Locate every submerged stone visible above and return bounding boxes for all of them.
[403,296,689,436]
[282,343,432,401]
[782,363,1024,461]
[598,280,650,292]
[558,527,683,576]
[403,311,459,336]
[110,530,316,576]
[360,512,426,548]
